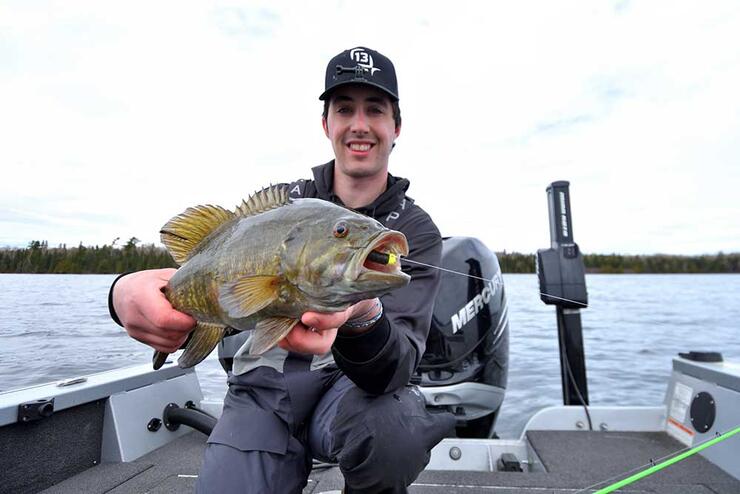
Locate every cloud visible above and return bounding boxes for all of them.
[1,0,739,254]
[0,210,55,227]
[532,114,595,137]
[212,6,280,38]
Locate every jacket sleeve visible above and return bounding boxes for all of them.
[331,212,442,394]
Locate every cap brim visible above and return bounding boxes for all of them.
[319,80,399,101]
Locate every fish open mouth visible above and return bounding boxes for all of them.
[354,230,410,284]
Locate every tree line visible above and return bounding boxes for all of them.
[496,251,740,273]
[0,239,176,274]
[1,240,738,274]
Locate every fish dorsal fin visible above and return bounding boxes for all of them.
[219,275,281,319]
[160,205,235,265]
[236,184,291,218]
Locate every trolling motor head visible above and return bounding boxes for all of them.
[536,181,588,309]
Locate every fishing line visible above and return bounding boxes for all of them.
[541,293,588,307]
[401,256,503,287]
[401,256,588,308]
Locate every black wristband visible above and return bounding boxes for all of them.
[107,272,132,327]
[334,313,391,363]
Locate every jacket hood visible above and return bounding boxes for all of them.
[311,161,413,218]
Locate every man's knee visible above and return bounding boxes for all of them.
[338,421,430,491]
[333,386,455,491]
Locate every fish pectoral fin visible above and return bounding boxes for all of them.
[219,275,281,319]
[250,317,300,355]
[177,322,227,369]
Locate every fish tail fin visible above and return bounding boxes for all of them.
[177,322,227,368]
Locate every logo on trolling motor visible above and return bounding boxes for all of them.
[350,48,381,75]
[559,191,569,239]
[450,275,502,333]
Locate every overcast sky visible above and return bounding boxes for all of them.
[1,1,738,255]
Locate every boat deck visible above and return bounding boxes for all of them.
[39,429,740,493]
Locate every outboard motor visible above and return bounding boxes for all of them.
[417,237,509,438]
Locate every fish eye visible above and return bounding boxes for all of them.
[333,221,349,238]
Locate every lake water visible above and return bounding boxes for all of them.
[1,273,738,438]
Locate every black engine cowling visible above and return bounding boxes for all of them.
[418,237,509,437]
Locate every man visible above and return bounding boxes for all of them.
[109,46,455,493]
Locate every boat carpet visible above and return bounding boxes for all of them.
[526,430,738,491]
[308,430,740,493]
[39,430,740,493]
[38,432,206,494]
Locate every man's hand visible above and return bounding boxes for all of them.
[277,298,380,354]
[112,268,196,353]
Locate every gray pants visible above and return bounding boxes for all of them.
[196,366,455,494]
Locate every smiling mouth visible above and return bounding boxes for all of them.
[348,142,374,152]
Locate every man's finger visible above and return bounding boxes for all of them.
[279,325,337,354]
[131,332,185,354]
[142,291,196,331]
[301,310,349,330]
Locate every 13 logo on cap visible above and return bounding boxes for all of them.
[350,48,380,75]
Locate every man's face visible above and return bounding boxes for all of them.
[323,85,401,179]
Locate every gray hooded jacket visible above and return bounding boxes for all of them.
[220,161,442,394]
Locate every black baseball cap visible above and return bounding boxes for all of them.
[319,46,399,101]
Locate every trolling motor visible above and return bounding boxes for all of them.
[536,181,589,406]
